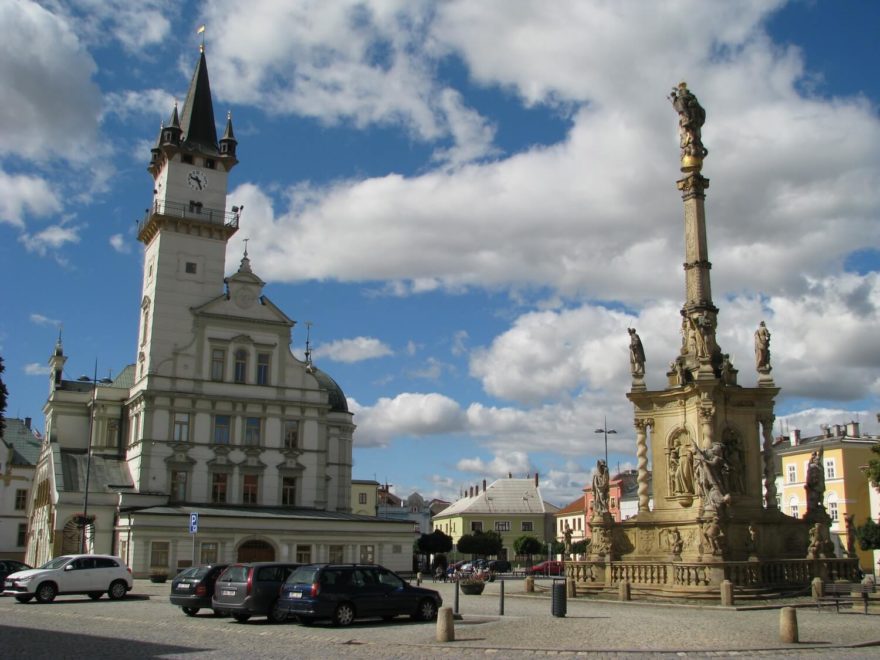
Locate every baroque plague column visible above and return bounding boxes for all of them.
[568,84,857,598]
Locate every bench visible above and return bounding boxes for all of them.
[817,582,875,615]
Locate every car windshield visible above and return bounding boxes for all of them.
[177,566,209,579]
[39,556,73,570]
[286,566,319,585]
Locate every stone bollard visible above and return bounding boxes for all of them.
[525,576,535,593]
[720,580,734,607]
[811,577,824,600]
[619,581,631,601]
[436,606,455,642]
[779,607,798,644]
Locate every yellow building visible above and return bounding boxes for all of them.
[432,476,558,561]
[777,422,877,571]
[350,479,379,516]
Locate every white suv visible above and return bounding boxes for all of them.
[3,554,132,603]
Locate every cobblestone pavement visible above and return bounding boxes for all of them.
[1,579,878,659]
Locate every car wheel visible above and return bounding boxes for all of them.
[413,598,438,621]
[14,595,34,603]
[108,580,128,601]
[232,612,251,623]
[267,602,287,624]
[35,582,57,603]
[333,602,355,626]
[182,606,199,616]
[88,592,102,601]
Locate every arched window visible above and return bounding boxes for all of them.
[234,349,247,383]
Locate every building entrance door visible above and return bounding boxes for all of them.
[237,539,275,562]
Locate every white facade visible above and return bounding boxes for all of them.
[0,419,40,560]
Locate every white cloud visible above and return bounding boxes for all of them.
[0,172,61,228]
[24,363,51,376]
[20,224,82,256]
[109,233,131,254]
[456,451,532,478]
[407,357,452,381]
[42,0,176,52]
[29,314,61,327]
[349,392,466,447]
[313,336,393,363]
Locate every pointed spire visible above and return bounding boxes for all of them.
[179,48,218,152]
[54,326,64,356]
[238,238,252,274]
[219,110,238,160]
[168,102,181,129]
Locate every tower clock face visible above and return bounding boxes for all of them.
[187,170,208,191]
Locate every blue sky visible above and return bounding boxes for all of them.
[2,0,879,507]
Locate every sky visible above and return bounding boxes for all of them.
[1,0,879,508]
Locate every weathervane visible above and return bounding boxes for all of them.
[304,321,314,372]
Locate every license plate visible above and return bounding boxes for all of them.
[178,583,191,590]
[221,590,236,597]
[289,592,302,599]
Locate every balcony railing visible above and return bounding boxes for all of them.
[139,199,239,235]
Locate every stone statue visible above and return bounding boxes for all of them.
[845,514,856,557]
[673,441,695,495]
[720,354,736,385]
[563,522,573,557]
[590,525,611,558]
[805,449,825,512]
[702,516,725,556]
[721,428,745,494]
[669,82,708,163]
[754,321,771,372]
[628,328,646,378]
[745,523,758,556]
[694,440,731,516]
[592,459,610,516]
[670,527,684,557]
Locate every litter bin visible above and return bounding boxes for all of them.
[551,579,567,617]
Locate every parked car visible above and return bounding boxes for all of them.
[169,563,229,616]
[211,562,299,623]
[2,554,132,603]
[276,563,442,626]
[526,560,564,576]
[0,560,30,584]
[445,560,469,577]
[488,560,511,573]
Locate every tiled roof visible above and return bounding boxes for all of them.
[2,418,42,465]
[126,503,410,524]
[555,495,586,516]
[434,478,553,517]
[60,451,133,493]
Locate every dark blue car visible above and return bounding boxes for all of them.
[275,564,441,626]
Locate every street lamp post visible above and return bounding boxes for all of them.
[594,417,617,467]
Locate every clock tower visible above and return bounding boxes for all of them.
[135,46,239,383]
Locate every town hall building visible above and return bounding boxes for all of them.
[25,47,413,576]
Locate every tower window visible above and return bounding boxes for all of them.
[204,158,215,169]
[185,262,197,274]
[182,154,193,164]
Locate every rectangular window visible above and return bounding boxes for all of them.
[106,419,119,448]
[204,158,215,169]
[211,349,225,381]
[825,459,836,479]
[213,415,230,444]
[15,489,28,511]
[358,492,367,504]
[200,542,218,565]
[790,504,799,519]
[173,413,190,443]
[234,350,247,383]
[281,477,296,506]
[283,420,299,449]
[295,544,312,563]
[787,464,796,483]
[256,353,270,385]
[610,497,616,509]
[150,541,170,569]
[521,521,533,532]
[494,521,511,532]
[242,474,259,505]
[17,523,27,547]
[829,501,839,522]
[170,471,187,501]
[329,545,344,563]
[211,473,228,503]
[360,545,375,564]
[244,417,261,446]
[185,262,197,274]
[471,521,483,532]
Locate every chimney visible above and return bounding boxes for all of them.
[833,424,843,437]
[535,472,539,487]
[847,421,860,438]
[469,486,473,497]
[25,417,31,429]
[482,479,487,492]
[822,425,831,438]
[790,429,800,446]
[508,472,512,479]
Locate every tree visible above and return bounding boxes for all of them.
[0,356,7,440]
[417,529,453,555]
[863,444,880,492]
[457,530,503,556]
[513,534,542,558]
[855,517,880,551]
[571,539,589,555]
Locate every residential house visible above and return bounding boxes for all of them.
[1,418,41,560]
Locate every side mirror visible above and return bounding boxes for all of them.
[64,565,74,571]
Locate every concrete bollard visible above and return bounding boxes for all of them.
[525,576,535,593]
[436,606,455,642]
[619,581,631,601]
[720,579,734,607]
[779,607,798,643]
[811,577,823,600]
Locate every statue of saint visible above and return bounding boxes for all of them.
[669,82,708,162]
[805,450,825,512]
[694,440,731,515]
[592,460,610,515]
[563,522,573,557]
[754,321,771,372]
[674,443,695,495]
[628,328,646,378]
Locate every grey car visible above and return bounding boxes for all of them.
[211,562,299,623]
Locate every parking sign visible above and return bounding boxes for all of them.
[189,512,199,534]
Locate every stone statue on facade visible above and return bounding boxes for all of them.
[754,321,771,372]
[669,82,708,164]
[701,516,725,557]
[628,328,646,378]
[592,459,610,516]
[693,439,731,516]
[670,527,684,559]
[671,440,695,495]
